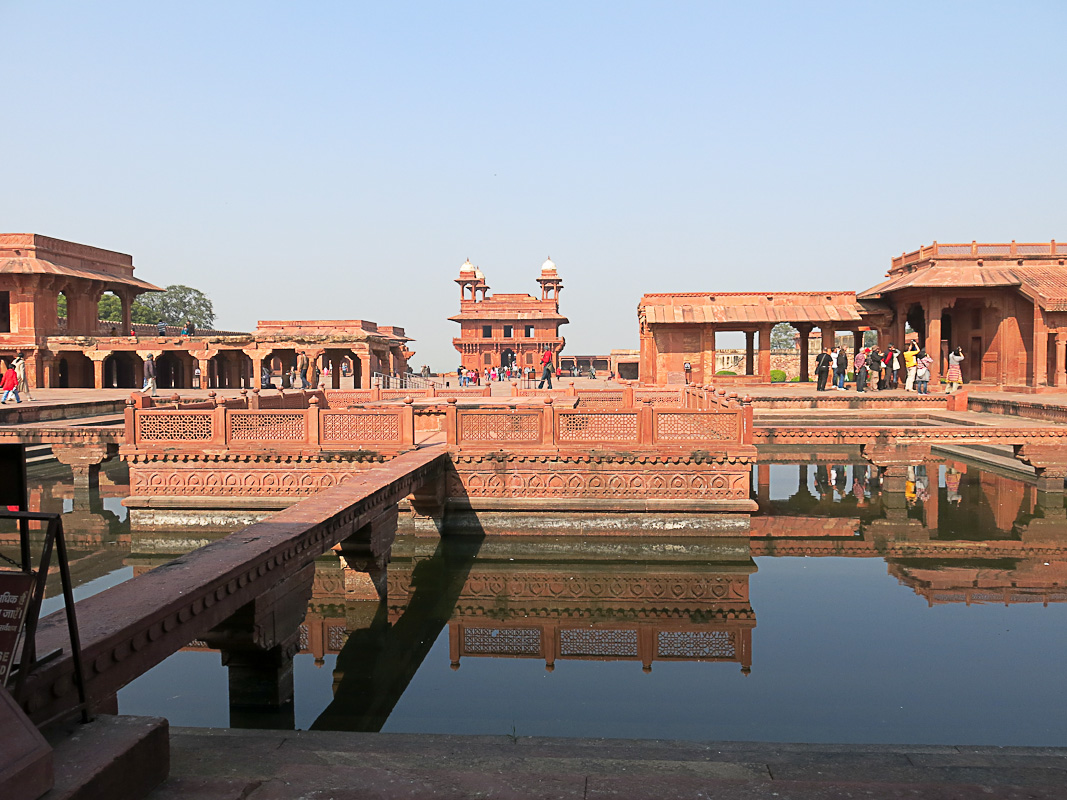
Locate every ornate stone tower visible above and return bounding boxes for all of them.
[450,257,568,373]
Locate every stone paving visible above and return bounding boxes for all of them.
[149,728,1067,800]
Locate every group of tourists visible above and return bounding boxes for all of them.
[814,341,965,394]
[153,319,198,337]
[0,353,34,403]
[811,462,963,509]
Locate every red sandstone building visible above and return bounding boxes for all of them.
[450,258,567,372]
[639,240,1067,391]
[0,233,412,389]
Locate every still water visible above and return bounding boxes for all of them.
[6,458,1067,745]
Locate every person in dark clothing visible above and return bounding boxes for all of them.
[834,347,848,390]
[815,348,832,391]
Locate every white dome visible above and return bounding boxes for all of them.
[473,267,485,281]
[541,256,557,275]
[459,258,476,275]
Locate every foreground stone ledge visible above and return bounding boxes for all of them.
[152,728,1067,800]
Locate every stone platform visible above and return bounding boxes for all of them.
[149,727,1067,800]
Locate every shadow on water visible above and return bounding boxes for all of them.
[311,533,485,732]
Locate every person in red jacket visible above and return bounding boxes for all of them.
[1,363,20,404]
[537,349,554,389]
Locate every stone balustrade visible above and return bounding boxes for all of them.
[125,396,415,452]
[447,401,749,449]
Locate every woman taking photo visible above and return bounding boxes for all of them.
[947,346,965,393]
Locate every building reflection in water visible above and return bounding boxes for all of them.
[752,457,1067,607]
[0,461,131,603]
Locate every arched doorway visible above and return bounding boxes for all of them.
[156,352,186,389]
[501,348,516,370]
[103,352,140,388]
[906,304,926,349]
[54,351,93,388]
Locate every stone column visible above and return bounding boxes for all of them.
[820,327,835,352]
[119,290,133,333]
[756,464,771,507]
[1056,333,1067,387]
[744,331,755,376]
[409,472,446,537]
[357,353,372,389]
[52,443,117,494]
[925,298,942,391]
[1033,307,1049,388]
[853,330,863,358]
[203,562,315,728]
[702,326,716,383]
[757,325,772,381]
[1016,445,1067,493]
[795,324,813,382]
[88,351,109,389]
[337,504,400,601]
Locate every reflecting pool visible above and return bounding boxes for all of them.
[9,457,1067,745]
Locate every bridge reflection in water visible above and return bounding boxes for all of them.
[308,536,755,732]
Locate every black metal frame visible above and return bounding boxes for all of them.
[1,510,90,723]
[1,442,90,724]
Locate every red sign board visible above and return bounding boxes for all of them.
[0,571,34,687]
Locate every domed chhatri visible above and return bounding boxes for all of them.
[541,256,558,276]
[459,258,476,276]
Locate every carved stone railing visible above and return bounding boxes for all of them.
[126,396,415,452]
[891,240,1064,269]
[448,399,750,448]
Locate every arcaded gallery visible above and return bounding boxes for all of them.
[639,240,1067,391]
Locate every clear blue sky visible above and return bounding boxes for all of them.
[3,1,1065,368]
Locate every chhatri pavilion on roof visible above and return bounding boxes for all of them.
[638,240,1067,391]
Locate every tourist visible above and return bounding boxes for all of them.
[157,319,167,336]
[142,353,157,396]
[186,320,196,336]
[537,348,554,389]
[867,347,881,391]
[296,352,309,389]
[888,345,901,389]
[914,349,932,394]
[833,347,847,390]
[945,467,962,505]
[947,346,965,392]
[12,353,34,402]
[1,362,21,403]
[904,342,919,391]
[260,364,272,389]
[854,348,868,392]
[814,347,832,391]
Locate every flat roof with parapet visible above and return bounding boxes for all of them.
[638,291,882,326]
[0,233,161,291]
[255,320,411,343]
[861,240,1067,310]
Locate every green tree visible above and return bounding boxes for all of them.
[97,293,122,322]
[135,285,215,328]
[771,323,797,349]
